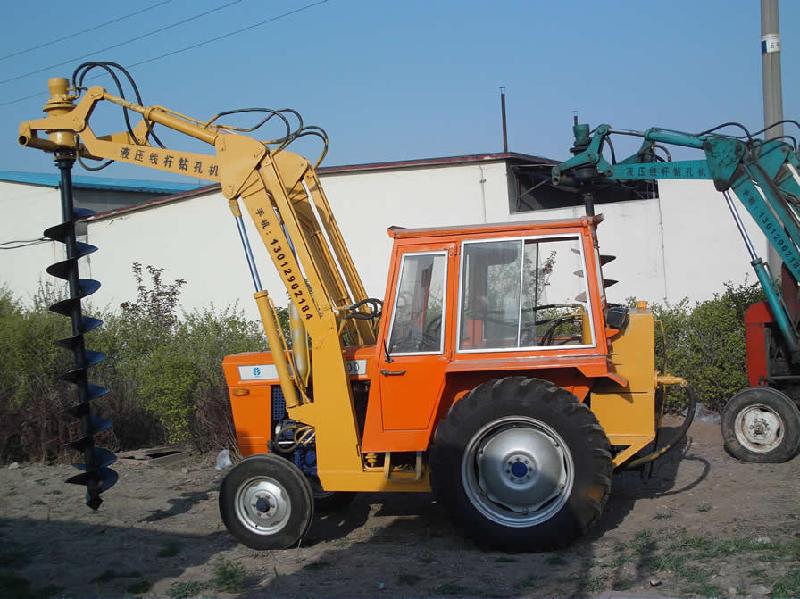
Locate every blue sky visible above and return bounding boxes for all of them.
[1,0,797,181]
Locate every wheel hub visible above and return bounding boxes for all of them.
[464,417,574,528]
[235,477,292,535]
[735,403,784,453]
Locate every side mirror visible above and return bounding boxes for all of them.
[604,305,629,331]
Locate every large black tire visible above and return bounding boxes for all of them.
[219,454,314,550]
[721,387,800,463]
[430,377,612,552]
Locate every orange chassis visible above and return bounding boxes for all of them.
[224,215,660,488]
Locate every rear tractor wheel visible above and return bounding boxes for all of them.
[219,454,314,550]
[721,387,800,463]
[430,377,612,552]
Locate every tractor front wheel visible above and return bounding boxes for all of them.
[219,454,314,550]
[721,387,800,463]
[430,377,612,552]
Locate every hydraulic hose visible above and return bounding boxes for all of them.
[624,384,699,470]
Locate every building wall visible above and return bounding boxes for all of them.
[501,179,763,306]
[84,161,510,318]
[0,167,768,320]
[72,188,173,213]
[0,181,61,302]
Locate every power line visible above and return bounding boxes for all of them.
[0,0,244,86]
[127,0,330,69]
[0,88,45,108]
[0,0,331,108]
[0,1,173,63]
[0,237,49,250]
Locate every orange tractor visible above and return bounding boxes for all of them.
[221,216,687,552]
[20,63,690,551]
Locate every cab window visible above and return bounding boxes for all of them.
[458,236,593,351]
[387,252,447,354]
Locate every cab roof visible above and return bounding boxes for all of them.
[387,214,603,239]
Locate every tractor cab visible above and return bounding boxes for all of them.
[359,215,618,451]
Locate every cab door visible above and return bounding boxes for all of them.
[378,245,453,431]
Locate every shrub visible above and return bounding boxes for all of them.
[0,266,265,463]
[0,284,73,462]
[0,266,764,462]
[653,282,764,413]
[97,265,265,447]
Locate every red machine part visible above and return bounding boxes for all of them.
[745,301,771,388]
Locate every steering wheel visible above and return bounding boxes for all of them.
[424,314,442,340]
[391,315,442,352]
[522,303,584,346]
[536,315,583,346]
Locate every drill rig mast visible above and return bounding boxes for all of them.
[554,119,800,462]
[20,66,379,508]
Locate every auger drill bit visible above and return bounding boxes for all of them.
[45,155,117,509]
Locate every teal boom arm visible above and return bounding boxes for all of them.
[553,122,800,359]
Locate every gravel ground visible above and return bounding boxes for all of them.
[1,418,798,599]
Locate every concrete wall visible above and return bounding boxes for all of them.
[0,167,767,320]
[73,188,171,213]
[84,161,510,318]
[0,181,61,302]
[0,181,186,305]
[504,179,764,306]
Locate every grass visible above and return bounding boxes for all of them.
[679,566,708,584]
[494,556,517,563]
[0,545,35,569]
[211,558,247,593]
[610,542,629,568]
[772,568,800,599]
[545,554,567,566]
[696,502,712,512]
[157,540,182,558]
[633,532,800,597]
[304,559,333,571]
[631,529,655,553]
[395,573,423,586]
[169,580,207,599]
[653,510,673,520]
[0,572,63,599]
[91,569,143,583]
[689,581,724,597]
[611,577,634,591]
[513,574,539,590]
[581,575,607,593]
[434,581,469,595]
[126,578,153,595]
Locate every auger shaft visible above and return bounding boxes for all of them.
[47,153,115,509]
[57,156,96,504]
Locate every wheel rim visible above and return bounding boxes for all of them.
[234,476,292,535]
[462,416,574,528]
[734,402,784,453]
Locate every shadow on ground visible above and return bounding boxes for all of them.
[0,423,712,598]
[250,424,706,598]
[0,516,236,598]
[141,488,212,522]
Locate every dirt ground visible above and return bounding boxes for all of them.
[1,418,798,599]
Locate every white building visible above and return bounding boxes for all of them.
[0,170,194,303]
[1,153,764,320]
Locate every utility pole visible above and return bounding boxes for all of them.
[500,86,508,153]
[762,0,784,276]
